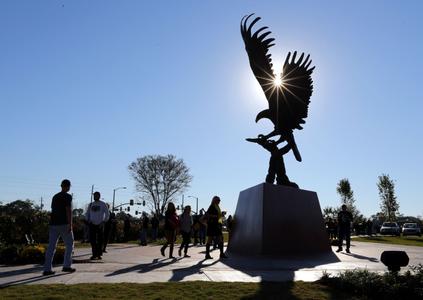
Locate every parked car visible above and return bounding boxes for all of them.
[380,222,401,236]
[402,223,421,236]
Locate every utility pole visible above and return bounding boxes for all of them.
[113,189,116,211]
[188,195,199,215]
[40,197,44,211]
[112,186,127,212]
[182,194,184,210]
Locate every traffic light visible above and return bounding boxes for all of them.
[127,207,130,212]
[130,199,134,206]
[120,207,122,211]
[142,200,145,206]
[135,211,138,215]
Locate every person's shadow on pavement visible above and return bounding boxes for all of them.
[1,272,69,288]
[105,257,181,277]
[169,258,220,281]
[340,252,379,262]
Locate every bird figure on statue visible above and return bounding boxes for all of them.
[241,14,315,187]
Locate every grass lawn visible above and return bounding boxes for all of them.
[352,235,423,247]
[0,282,362,300]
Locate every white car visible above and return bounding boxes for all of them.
[380,222,401,236]
[402,223,421,236]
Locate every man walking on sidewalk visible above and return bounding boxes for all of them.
[86,191,110,260]
[43,179,75,275]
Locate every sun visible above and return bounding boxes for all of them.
[273,76,282,87]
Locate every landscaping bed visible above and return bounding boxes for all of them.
[0,244,64,265]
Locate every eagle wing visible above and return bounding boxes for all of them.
[241,14,276,99]
[279,51,315,130]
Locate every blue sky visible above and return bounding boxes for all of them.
[1,1,422,218]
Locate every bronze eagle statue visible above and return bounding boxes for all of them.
[241,14,315,187]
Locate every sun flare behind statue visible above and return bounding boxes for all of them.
[273,75,282,87]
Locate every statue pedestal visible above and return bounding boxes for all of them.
[227,183,331,256]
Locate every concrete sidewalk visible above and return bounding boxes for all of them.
[1,241,422,286]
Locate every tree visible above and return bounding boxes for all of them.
[72,208,84,218]
[322,206,338,221]
[377,174,399,221]
[336,179,354,204]
[336,178,361,220]
[128,154,193,216]
[0,199,50,244]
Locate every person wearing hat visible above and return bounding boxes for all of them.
[86,191,110,260]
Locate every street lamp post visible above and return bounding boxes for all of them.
[112,186,127,211]
[188,195,199,214]
[182,194,184,210]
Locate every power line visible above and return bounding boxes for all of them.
[0,176,132,191]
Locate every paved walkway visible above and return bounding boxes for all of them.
[1,242,422,286]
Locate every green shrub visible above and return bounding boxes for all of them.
[19,245,45,264]
[0,245,19,264]
[319,265,423,299]
[1,243,69,265]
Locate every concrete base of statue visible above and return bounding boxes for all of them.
[227,183,331,256]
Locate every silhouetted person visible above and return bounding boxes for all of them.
[161,202,179,259]
[139,213,149,246]
[43,179,75,275]
[123,216,131,242]
[103,204,113,253]
[199,209,206,245]
[367,219,373,236]
[110,211,117,242]
[205,196,227,259]
[353,222,360,235]
[151,214,159,241]
[247,134,298,188]
[326,218,336,240]
[336,204,353,253]
[192,213,200,245]
[86,191,109,260]
[82,218,89,243]
[227,215,233,242]
[178,205,193,257]
[333,219,339,240]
